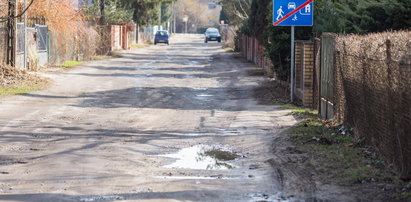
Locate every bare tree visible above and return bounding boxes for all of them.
[175,0,221,32]
[220,0,252,26]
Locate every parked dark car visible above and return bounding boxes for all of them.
[154,30,169,45]
[204,28,221,43]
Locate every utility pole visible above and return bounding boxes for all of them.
[100,0,105,25]
[182,16,188,34]
[158,2,161,29]
[23,0,27,69]
[98,0,105,54]
[6,0,16,66]
[170,1,175,33]
[173,2,176,33]
[290,26,295,102]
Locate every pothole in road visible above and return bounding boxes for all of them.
[155,175,234,180]
[192,87,208,90]
[79,195,124,202]
[248,192,292,202]
[196,94,213,97]
[184,61,200,66]
[0,158,28,165]
[195,94,214,101]
[159,145,240,170]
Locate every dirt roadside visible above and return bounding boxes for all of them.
[0,63,50,96]
[251,77,411,201]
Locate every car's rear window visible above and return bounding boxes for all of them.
[156,31,168,36]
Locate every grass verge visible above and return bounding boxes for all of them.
[130,44,148,49]
[283,104,411,200]
[0,75,50,96]
[91,55,114,60]
[247,69,266,76]
[61,61,83,67]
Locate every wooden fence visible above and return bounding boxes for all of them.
[237,34,274,77]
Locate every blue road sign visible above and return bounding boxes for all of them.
[273,0,314,26]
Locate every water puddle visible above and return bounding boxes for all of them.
[142,61,156,66]
[196,94,213,97]
[247,193,292,202]
[79,195,124,202]
[184,133,206,136]
[154,176,234,180]
[182,74,196,78]
[185,61,200,66]
[0,158,28,165]
[159,145,240,170]
[192,87,208,90]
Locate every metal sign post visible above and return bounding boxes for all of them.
[273,0,314,102]
[24,0,27,69]
[290,26,295,102]
[182,16,188,34]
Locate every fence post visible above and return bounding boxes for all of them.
[313,38,321,110]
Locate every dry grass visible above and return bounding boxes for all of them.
[283,105,411,201]
[1,63,50,96]
[1,63,26,86]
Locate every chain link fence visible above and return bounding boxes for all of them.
[333,31,411,178]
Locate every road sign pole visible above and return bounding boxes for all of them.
[273,0,313,102]
[290,26,295,102]
[24,0,27,69]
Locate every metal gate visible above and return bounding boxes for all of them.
[320,33,335,119]
[15,22,25,68]
[35,25,48,66]
[35,25,48,51]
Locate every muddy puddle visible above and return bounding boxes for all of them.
[0,157,28,165]
[159,145,240,170]
[79,195,124,202]
[248,192,292,202]
[196,94,213,97]
[154,176,234,180]
[184,60,200,66]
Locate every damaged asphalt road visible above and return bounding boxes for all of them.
[0,34,326,201]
